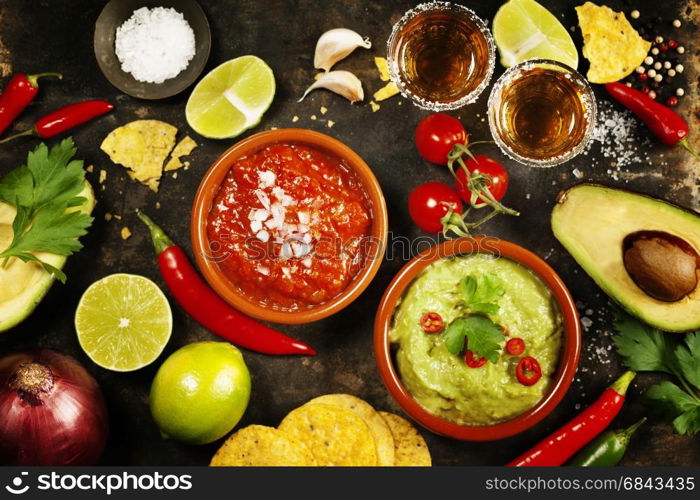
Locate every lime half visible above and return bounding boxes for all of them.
[185,55,276,139]
[493,0,578,69]
[75,274,172,372]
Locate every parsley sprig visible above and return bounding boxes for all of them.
[0,139,93,283]
[613,308,700,435]
[443,272,505,362]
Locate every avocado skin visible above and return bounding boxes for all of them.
[551,183,700,333]
[0,181,95,333]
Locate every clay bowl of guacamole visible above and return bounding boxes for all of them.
[374,237,581,441]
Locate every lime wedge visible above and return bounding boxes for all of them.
[493,0,578,69]
[185,55,276,139]
[75,274,172,372]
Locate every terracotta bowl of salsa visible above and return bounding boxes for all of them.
[374,237,581,441]
[191,129,388,324]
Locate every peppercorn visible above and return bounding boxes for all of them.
[666,96,678,107]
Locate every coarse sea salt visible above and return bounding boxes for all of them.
[115,7,196,84]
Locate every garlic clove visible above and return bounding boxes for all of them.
[314,28,371,72]
[299,70,364,103]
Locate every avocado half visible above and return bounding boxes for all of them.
[0,180,95,333]
[551,184,700,332]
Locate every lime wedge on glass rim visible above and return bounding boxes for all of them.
[185,55,276,139]
[493,0,578,69]
[75,274,172,372]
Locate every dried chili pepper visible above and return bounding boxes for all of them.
[137,210,316,356]
[0,100,113,144]
[606,82,700,161]
[0,72,62,135]
[507,371,636,466]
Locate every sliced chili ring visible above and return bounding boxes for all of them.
[420,312,444,333]
[516,356,542,386]
[506,337,526,356]
[464,350,487,368]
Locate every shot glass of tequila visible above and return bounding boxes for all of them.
[487,59,596,167]
[387,2,495,111]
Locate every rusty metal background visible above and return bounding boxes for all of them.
[0,0,698,465]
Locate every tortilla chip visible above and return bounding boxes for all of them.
[164,136,198,171]
[210,425,317,466]
[379,412,432,466]
[304,394,395,466]
[279,403,377,466]
[100,120,177,192]
[374,57,390,82]
[576,2,650,83]
[373,82,399,102]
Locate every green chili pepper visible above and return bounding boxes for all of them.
[567,417,646,467]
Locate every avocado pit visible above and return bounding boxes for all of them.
[623,231,699,302]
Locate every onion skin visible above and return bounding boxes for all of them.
[0,349,108,466]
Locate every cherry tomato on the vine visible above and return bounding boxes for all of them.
[455,155,509,204]
[415,113,468,165]
[408,182,462,233]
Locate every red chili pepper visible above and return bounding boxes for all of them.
[605,82,700,161]
[464,350,487,368]
[506,337,525,356]
[0,72,61,135]
[507,371,636,467]
[137,210,316,356]
[0,100,114,144]
[516,356,541,385]
[420,312,444,333]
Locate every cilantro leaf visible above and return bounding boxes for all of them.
[0,139,85,210]
[613,308,700,436]
[0,139,92,283]
[612,307,677,374]
[645,381,699,417]
[460,273,504,315]
[675,332,700,390]
[672,407,700,435]
[444,318,469,355]
[443,316,504,363]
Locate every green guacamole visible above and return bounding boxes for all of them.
[390,253,563,426]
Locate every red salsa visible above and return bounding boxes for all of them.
[207,142,372,311]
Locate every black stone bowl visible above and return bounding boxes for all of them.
[94,0,211,100]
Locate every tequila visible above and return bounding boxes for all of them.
[488,60,596,167]
[388,2,495,111]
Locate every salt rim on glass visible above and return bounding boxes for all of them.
[386,1,496,111]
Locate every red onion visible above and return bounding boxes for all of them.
[0,349,108,465]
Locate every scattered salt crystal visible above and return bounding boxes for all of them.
[572,168,583,179]
[115,7,196,84]
[258,266,270,276]
[282,267,292,279]
[581,317,593,330]
[250,220,263,232]
[256,230,270,242]
[302,257,312,268]
[298,212,310,224]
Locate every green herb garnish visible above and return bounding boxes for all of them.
[460,272,504,315]
[613,308,700,435]
[443,316,504,363]
[0,139,93,282]
[443,272,505,362]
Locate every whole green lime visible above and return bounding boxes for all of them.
[149,342,251,445]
